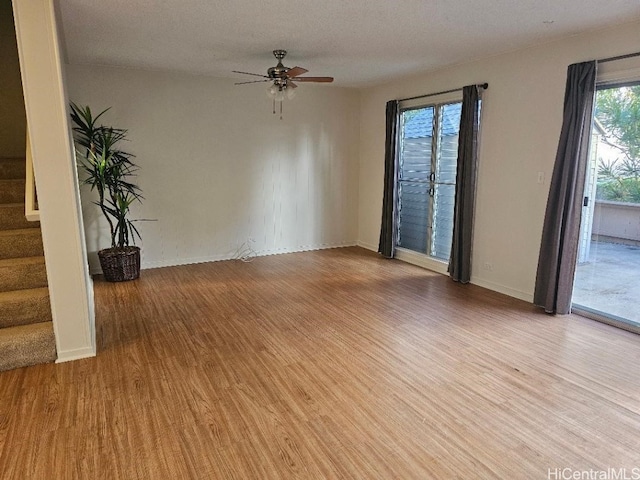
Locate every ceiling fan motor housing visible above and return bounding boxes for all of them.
[267,66,289,78]
[268,49,289,78]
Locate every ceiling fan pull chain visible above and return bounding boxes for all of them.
[280,101,283,120]
[273,98,276,115]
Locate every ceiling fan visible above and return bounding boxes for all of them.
[233,50,334,118]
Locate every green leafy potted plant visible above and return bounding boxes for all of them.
[70,103,143,282]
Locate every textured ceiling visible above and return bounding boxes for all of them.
[58,0,640,87]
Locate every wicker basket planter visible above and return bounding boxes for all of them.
[71,104,146,283]
[98,246,140,282]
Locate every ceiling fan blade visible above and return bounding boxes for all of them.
[286,66,308,78]
[292,76,334,83]
[234,79,271,85]
[288,81,298,88]
[232,70,269,78]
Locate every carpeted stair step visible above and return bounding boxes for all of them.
[0,228,44,260]
[0,203,39,230]
[0,179,25,204]
[0,288,51,329]
[0,158,26,180]
[0,322,56,372]
[0,256,47,292]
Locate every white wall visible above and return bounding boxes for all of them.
[358,20,640,301]
[13,0,95,362]
[66,66,360,271]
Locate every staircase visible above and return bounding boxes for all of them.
[0,157,56,371]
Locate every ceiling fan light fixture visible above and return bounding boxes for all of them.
[266,83,279,99]
[266,82,293,102]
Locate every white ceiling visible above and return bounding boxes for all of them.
[58,0,640,87]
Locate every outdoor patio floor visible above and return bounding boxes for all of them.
[573,240,640,326]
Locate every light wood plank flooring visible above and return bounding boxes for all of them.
[1,247,639,479]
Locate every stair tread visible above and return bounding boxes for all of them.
[0,255,48,292]
[0,286,49,301]
[0,227,44,260]
[0,205,40,231]
[0,227,41,237]
[0,156,52,370]
[0,179,25,204]
[0,322,57,372]
[0,256,46,266]
[0,321,54,338]
[0,287,51,329]
[0,158,26,180]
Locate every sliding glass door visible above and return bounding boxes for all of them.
[572,83,640,328]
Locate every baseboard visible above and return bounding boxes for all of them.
[253,242,358,258]
[392,248,533,303]
[91,241,359,273]
[55,345,96,363]
[357,241,378,252]
[142,253,234,270]
[470,278,533,303]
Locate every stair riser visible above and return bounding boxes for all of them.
[0,159,26,180]
[0,205,39,230]
[0,233,44,260]
[0,288,51,329]
[0,180,25,203]
[0,261,47,292]
[0,322,57,372]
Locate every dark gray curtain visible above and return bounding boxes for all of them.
[378,100,399,258]
[448,85,481,283]
[534,61,597,314]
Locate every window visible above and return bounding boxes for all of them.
[396,101,462,262]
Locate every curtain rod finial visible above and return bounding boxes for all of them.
[481,83,488,90]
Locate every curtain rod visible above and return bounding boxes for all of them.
[397,83,488,103]
[598,51,640,64]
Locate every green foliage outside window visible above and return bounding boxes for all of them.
[595,85,640,203]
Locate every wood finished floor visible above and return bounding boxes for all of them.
[1,247,639,479]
